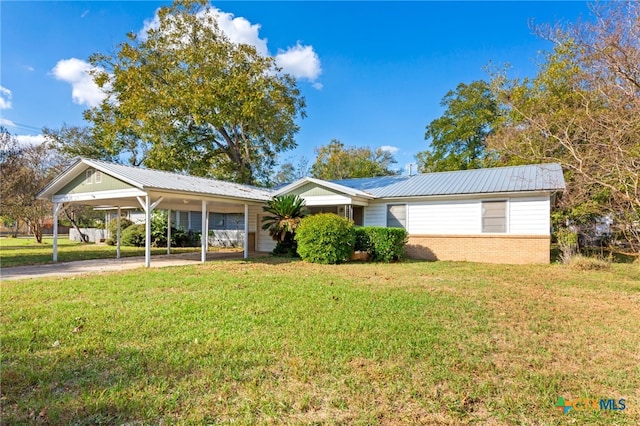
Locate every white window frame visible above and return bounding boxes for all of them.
[94,170,102,183]
[85,169,94,184]
[386,203,407,229]
[481,199,508,233]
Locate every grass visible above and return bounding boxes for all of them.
[0,237,201,268]
[2,256,639,424]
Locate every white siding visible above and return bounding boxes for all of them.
[407,200,480,234]
[363,202,387,227]
[509,196,550,235]
[256,214,277,252]
[248,205,261,233]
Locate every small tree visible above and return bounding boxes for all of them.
[261,194,309,256]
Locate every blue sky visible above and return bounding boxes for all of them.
[1,1,593,174]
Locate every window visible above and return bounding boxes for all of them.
[482,201,507,233]
[85,169,94,184]
[94,170,102,183]
[209,213,245,230]
[387,204,406,228]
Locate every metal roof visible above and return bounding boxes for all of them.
[333,163,565,198]
[38,158,272,202]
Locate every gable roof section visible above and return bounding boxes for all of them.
[334,163,566,198]
[38,158,272,202]
[274,177,374,199]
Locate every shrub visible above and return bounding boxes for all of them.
[172,229,201,247]
[107,216,134,240]
[295,213,355,264]
[555,227,579,263]
[121,224,146,247]
[355,226,408,262]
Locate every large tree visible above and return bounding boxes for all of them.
[310,139,398,180]
[489,1,640,250]
[43,124,118,163]
[85,0,305,185]
[416,80,501,173]
[0,128,64,243]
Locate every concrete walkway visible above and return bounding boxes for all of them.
[1,251,249,281]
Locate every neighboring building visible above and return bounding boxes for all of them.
[38,158,565,265]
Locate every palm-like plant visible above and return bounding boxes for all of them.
[262,194,309,255]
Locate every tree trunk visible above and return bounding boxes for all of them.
[65,208,89,243]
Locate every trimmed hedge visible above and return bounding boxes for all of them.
[354,226,408,262]
[295,213,355,264]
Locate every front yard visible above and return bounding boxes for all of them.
[1,257,639,424]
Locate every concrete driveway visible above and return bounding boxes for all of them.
[1,251,248,281]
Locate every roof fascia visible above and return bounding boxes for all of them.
[375,190,556,203]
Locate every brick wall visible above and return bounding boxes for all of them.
[406,234,551,264]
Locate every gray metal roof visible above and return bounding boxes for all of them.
[87,159,272,201]
[38,158,272,202]
[333,163,565,198]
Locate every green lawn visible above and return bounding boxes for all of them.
[0,237,200,268]
[1,257,639,424]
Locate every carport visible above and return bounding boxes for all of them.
[37,158,271,267]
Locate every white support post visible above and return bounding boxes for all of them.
[167,209,172,255]
[201,200,208,263]
[116,207,121,259]
[244,204,249,259]
[136,196,164,267]
[52,203,62,262]
[144,196,151,268]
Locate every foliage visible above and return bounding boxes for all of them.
[272,156,309,185]
[295,213,355,264]
[150,211,169,247]
[310,139,398,180]
[488,1,640,251]
[84,0,305,185]
[171,229,201,248]
[120,224,146,247]
[262,194,309,256]
[107,216,134,239]
[417,80,501,172]
[353,226,408,262]
[43,124,118,162]
[0,127,65,243]
[555,227,579,264]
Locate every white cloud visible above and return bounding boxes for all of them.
[51,58,106,107]
[16,134,45,146]
[24,65,35,72]
[209,8,268,56]
[0,86,12,109]
[80,10,89,18]
[380,145,399,154]
[139,6,321,87]
[0,117,16,127]
[275,43,322,84]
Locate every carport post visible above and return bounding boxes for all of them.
[167,209,171,255]
[201,200,208,263]
[145,196,151,268]
[52,202,62,262]
[116,207,121,259]
[244,204,249,259]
